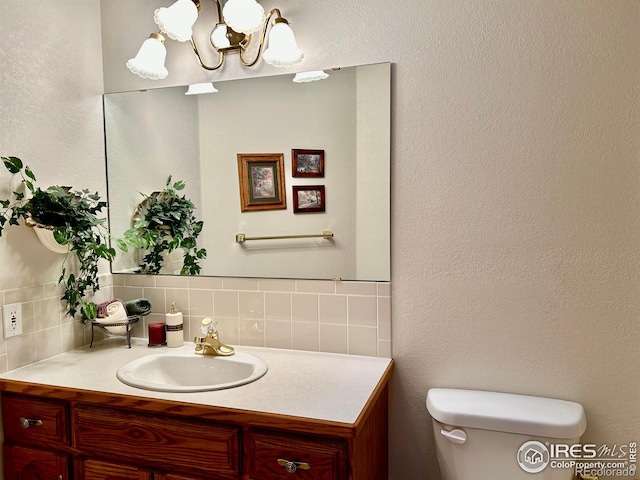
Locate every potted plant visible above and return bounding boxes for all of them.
[0,156,115,321]
[118,176,206,275]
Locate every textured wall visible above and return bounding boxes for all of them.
[388,2,640,478]
[0,0,106,289]
[0,2,107,369]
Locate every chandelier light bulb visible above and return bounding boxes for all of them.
[154,0,199,42]
[126,33,169,80]
[222,0,265,35]
[263,19,303,67]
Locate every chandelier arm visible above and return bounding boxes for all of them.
[206,0,223,23]
[189,37,225,70]
[239,8,281,67]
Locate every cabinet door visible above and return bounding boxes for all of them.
[3,444,69,480]
[74,458,151,480]
[247,430,346,480]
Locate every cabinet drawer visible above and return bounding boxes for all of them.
[247,430,346,480]
[2,393,69,448]
[75,457,152,480]
[72,404,240,478]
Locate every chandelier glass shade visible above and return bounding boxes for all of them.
[126,33,169,80]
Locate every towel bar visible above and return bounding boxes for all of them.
[235,230,334,243]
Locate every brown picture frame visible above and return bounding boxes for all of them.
[292,149,325,178]
[293,185,326,213]
[237,153,287,212]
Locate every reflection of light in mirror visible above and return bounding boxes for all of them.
[293,70,329,83]
[185,83,219,95]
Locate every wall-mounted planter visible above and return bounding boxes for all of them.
[26,217,70,254]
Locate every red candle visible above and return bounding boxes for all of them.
[148,322,166,346]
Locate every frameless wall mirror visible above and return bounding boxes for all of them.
[105,62,390,281]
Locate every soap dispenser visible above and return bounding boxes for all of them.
[165,302,184,347]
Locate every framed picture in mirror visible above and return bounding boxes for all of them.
[293,185,326,213]
[237,153,287,212]
[292,149,325,178]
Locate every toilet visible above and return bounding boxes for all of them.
[426,388,587,480]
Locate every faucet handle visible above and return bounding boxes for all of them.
[200,317,218,336]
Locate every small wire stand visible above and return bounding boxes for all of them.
[90,316,140,348]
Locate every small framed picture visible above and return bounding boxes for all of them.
[292,149,325,178]
[237,153,286,212]
[293,185,326,213]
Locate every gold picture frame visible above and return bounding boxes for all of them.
[237,153,287,212]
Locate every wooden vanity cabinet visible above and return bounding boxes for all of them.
[246,429,346,480]
[0,376,390,480]
[2,392,71,480]
[74,458,227,480]
[74,458,151,480]
[71,403,240,479]
[3,444,69,480]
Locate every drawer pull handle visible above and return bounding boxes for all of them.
[277,458,311,473]
[19,417,43,429]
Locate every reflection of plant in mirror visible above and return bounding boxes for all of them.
[0,156,115,321]
[119,176,206,275]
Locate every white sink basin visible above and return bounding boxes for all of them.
[116,351,268,392]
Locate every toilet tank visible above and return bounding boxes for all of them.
[426,388,587,480]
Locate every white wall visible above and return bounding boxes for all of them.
[0,1,108,365]
[0,0,106,289]
[0,1,637,479]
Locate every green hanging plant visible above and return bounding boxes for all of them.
[118,176,206,275]
[0,156,115,322]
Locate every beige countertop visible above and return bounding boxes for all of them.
[0,338,392,425]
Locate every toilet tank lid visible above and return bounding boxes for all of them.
[426,388,586,439]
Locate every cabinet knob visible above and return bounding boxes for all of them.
[19,417,43,429]
[277,458,311,473]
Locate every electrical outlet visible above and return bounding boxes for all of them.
[2,303,23,338]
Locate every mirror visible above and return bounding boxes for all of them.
[105,63,390,281]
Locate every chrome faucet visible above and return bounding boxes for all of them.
[194,318,235,356]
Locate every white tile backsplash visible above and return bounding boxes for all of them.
[291,322,319,351]
[319,294,347,324]
[291,293,319,322]
[0,274,391,372]
[265,292,291,321]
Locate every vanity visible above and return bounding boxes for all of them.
[0,339,393,480]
